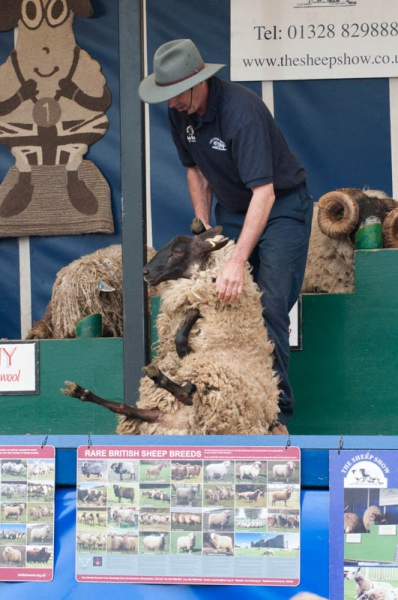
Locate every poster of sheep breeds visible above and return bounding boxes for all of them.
[330,449,398,599]
[0,445,55,581]
[75,445,301,585]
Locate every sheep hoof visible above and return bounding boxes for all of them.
[61,381,78,397]
[61,381,90,402]
[142,364,160,379]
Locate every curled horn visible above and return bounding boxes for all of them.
[382,208,398,248]
[317,188,363,239]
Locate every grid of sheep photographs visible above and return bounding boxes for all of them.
[76,458,300,557]
[0,459,55,569]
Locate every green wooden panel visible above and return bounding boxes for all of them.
[344,524,398,562]
[2,249,396,437]
[290,249,398,435]
[0,339,122,435]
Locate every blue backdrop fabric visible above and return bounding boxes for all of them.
[0,488,329,599]
[0,0,392,340]
[146,0,392,251]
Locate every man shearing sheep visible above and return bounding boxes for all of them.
[139,39,313,434]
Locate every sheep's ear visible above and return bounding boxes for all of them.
[200,225,223,238]
[195,227,229,255]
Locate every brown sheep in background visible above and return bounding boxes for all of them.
[343,512,362,533]
[363,505,387,531]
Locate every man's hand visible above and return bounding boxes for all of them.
[216,259,245,304]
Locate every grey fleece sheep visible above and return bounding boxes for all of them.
[208,510,231,530]
[177,532,196,554]
[209,532,233,554]
[2,546,22,565]
[143,533,166,552]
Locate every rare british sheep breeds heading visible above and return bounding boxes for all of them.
[62,226,281,436]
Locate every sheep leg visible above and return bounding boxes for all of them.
[61,381,161,422]
[175,308,201,358]
[142,365,196,406]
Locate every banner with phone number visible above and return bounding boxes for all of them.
[231,0,398,81]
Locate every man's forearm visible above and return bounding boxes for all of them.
[187,166,213,228]
[215,183,276,304]
[230,183,276,265]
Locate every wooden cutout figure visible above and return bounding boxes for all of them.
[0,0,114,236]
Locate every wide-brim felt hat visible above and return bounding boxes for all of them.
[139,39,225,104]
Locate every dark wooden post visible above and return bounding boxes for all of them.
[119,0,148,405]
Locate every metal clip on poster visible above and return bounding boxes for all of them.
[338,435,344,454]
[285,433,291,450]
[87,434,92,448]
[41,433,48,449]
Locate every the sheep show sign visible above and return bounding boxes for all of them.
[330,449,398,597]
[231,0,398,81]
[75,445,301,585]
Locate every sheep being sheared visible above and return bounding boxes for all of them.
[62,226,281,435]
[302,188,398,294]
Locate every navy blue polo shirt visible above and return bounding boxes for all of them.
[168,77,307,213]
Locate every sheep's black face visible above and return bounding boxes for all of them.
[143,226,228,286]
[143,236,195,286]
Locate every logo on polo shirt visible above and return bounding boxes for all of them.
[209,137,226,151]
[186,125,196,143]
